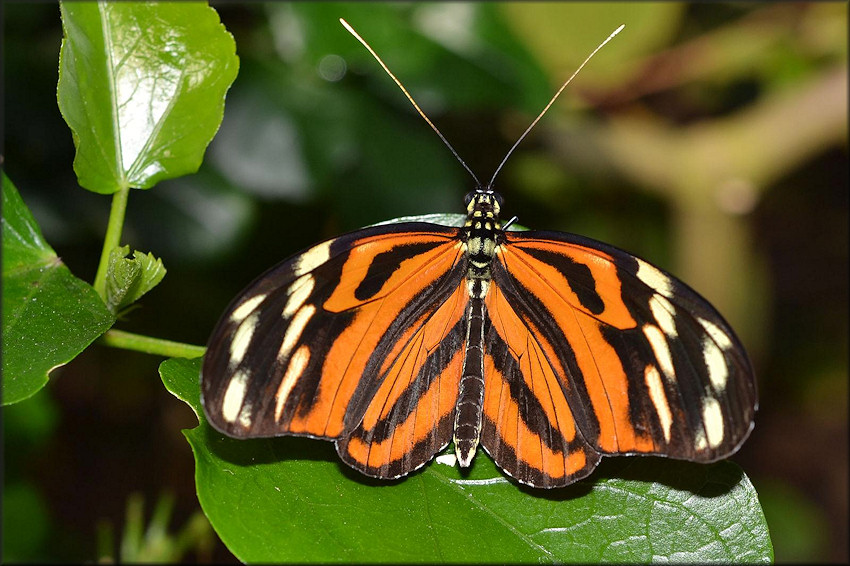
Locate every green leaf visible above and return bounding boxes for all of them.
[161,358,772,563]
[2,174,114,405]
[57,2,239,194]
[105,245,166,314]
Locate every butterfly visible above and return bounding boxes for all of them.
[200,20,757,488]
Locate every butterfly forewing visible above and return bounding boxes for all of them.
[201,223,464,450]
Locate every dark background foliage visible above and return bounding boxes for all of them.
[3,2,847,562]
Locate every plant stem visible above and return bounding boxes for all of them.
[94,185,131,298]
[100,329,206,359]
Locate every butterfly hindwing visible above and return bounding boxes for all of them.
[337,282,468,478]
[481,282,602,488]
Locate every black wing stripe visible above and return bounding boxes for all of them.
[517,247,606,315]
[484,316,574,454]
[354,241,447,301]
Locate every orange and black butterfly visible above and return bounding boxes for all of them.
[201,21,757,488]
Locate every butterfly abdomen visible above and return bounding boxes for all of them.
[454,299,486,466]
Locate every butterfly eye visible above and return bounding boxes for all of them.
[494,192,504,207]
[464,191,475,206]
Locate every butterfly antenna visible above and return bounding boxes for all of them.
[487,24,625,189]
[340,18,482,187]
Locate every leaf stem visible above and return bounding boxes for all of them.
[99,329,206,359]
[94,185,131,298]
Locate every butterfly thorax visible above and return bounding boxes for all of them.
[462,189,502,300]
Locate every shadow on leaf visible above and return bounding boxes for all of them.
[597,455,744,496]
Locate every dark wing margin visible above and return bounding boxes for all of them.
[486,230,756,484]
[201,221,468,482]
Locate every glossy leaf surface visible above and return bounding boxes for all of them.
[57,2,239,193]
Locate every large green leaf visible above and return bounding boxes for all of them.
[161,357,772,563]
[57,2,239,194]
[1,174,114,405]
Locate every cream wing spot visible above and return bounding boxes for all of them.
[222,369,250,423]
[694,429,708,451]
[230,294,266,322]
[649,295,677,337]
[698,316,734,350]
[278,305,316,363]
[644,365,672,443]
[237,402,253,429]
[229,313,259,369]
[643,324,675,381]
[275,345,311,421]
[701,397,725,449]
[284,275,315,318]
[702,336,729,392]
[293,240,332,277]
[636,258,674,298]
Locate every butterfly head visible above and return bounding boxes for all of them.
[464,188,503,222]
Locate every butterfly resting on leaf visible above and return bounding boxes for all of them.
[200,20,757,489]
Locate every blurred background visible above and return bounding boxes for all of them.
[3,2,847,562]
